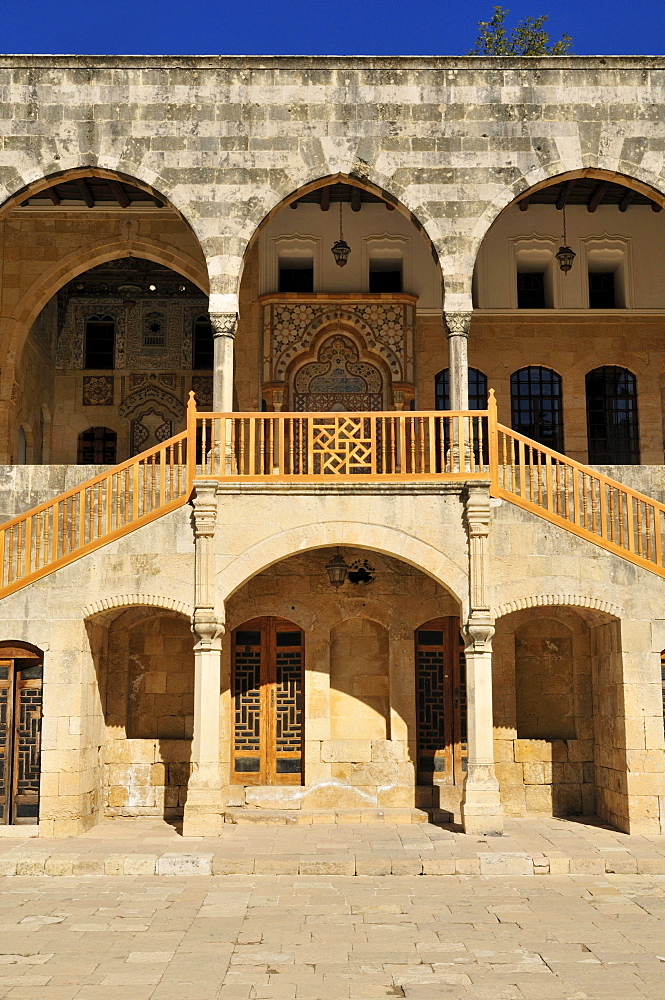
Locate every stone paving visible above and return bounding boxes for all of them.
[0,872,663,998]
[0,816,664,877]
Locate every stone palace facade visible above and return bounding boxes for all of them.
[0,54,662,838]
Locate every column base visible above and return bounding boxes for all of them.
[182,767,224,837]
[460,763,504,836]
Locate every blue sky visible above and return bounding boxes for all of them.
[3,0,664,55]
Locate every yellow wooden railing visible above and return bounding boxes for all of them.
[194,408,489,479]
[488,391,665,578]
[0,432,190,599]
[1,390,665,599]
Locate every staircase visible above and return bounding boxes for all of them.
[0,391,663,600]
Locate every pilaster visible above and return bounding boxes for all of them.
[182,480,225,837]
[460,483,504,835]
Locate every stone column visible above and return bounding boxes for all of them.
[460,483,504,835]
[210,311,237,413]
[182,480,224,836]
[444,311,471,411]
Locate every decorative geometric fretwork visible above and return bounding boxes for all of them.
[0,670,9,821]
[311,416,373,474]
[0,658,43,824]
[275,638,302,755]
[234,640,262,754]
[82,375,114,406]
[15,678,42,813]
[232,619,304,784]
[416,638,445,755]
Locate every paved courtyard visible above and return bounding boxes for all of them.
[0,872,664,999]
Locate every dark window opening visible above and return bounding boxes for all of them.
[369,269,402,293]
[369,258,402,293]
[435,368,488,411]
[77,427,117,465]
[586,365,639,464]
[517,271,546,309]
[279,259,313,293]
[193,316,214,369]
[84,316,115,369]
[510,366,564,452]
[588,271,616,309]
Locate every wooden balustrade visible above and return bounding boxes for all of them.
[490,393,665,577]
[0,432,189,599]
[1,389,665,599]
[194,410,490,479]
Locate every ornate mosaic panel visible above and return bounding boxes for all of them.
[264,298,415,385]
[82,375,114,406]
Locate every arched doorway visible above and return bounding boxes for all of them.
[0,642,43,825]
[231,617,304,785]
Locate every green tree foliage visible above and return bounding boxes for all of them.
[468,5,573,55]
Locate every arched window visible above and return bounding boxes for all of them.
[586,366,639,465]
[77,427,117,465]
[193,316,214,370]
[84,314,115,370]
[435,368,488,410]
[510,366,564,451]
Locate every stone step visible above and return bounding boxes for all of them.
[223,807,453,825]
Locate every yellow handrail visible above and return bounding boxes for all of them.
[492,417,665,578]
[0,430,190,599]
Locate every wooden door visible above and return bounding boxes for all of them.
[231,617,304,785]
[0,651,43,825]
[415,617,467,786]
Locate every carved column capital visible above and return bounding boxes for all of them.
[444,310,473,337]
[464,614,495,651]
[192,612,224,648]
[209,311,238,340]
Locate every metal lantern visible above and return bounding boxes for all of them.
[325,551,349,588]
[556,205,576,274]
[331,198,351,267]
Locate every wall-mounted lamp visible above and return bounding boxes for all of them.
[325,550,349,588]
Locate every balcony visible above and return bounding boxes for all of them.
[194,411,489,480]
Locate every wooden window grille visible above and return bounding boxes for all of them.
[586,366,639,465]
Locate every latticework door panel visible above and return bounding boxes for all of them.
[0,654,42,825]
[415,618,467,785]
[232,618,303,785]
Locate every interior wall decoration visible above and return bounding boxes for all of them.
[82,376,114,406]
[260,296,416,410]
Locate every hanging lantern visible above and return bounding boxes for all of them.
[331,197,351,267]
[325,551,349,588]
[556,204,576,274]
